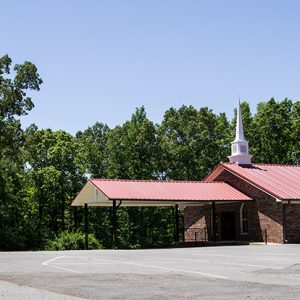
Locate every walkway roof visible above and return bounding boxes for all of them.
[205,163,300,201]
[72,179,252,207]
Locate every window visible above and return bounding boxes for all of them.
[240,203,248,235]
[232,144,237,153]
[210,208,216,238]
[240,145,247,153]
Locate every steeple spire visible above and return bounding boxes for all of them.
[228,99,252,165]
[234,98,245,142]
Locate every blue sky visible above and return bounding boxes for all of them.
[1,0,300,134]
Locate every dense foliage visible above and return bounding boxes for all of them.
[1,54,299,250]
[45,231,101,250]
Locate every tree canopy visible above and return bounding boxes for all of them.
[0,54,42,249]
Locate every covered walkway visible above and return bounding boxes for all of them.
[72,179,252,249]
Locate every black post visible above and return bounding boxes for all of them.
[84,204,89,250]
[264,228,268,245]
[175,204,179,243]
[112,200,117,249]
[212,201,217,242]
[74,206,78,231]
[283,203,287,243]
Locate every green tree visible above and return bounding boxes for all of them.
[0,54,42,250]
[107,106,159,179]
[0,54,42,121]
[291,101,300,164]
[76,122,110,178]
[23,126,85,247]
[252,98,293,163]
[158,105,231,180]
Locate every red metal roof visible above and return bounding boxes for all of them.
[209,163,300,200]
[90,179,252,201]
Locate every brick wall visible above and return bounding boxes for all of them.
[184,205,211,242]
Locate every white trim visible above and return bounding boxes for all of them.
[210,208,214,236]
[72,181,110,206]
[240,203,248,235]
[282,200,300,204]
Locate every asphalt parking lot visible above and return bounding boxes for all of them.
[1,244,300,299]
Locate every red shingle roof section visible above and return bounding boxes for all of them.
[220,163,300,200]
[90,179,252,201]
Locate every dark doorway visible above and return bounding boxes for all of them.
[221,212,236,240]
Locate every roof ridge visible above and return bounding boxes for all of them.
[253,163,300,167]
[90,178,227,184]
[222,162,300,167]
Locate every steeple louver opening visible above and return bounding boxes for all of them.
[228,100,252,165]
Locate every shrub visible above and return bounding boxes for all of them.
[0,228,27,251]
[45,231,102,250]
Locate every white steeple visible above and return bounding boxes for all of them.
[228,99,252,165]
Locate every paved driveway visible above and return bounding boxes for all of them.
[1,245,300,299]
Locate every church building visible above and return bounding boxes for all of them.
[73,101,300,247]
[184,101,300,244]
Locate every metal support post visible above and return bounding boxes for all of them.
[74,206,78,231]
[283,204,287,243]
[84,204,89,250]
[264,229,268,245]
[212,201,217,242]
[175,204,179,243]
[112,200,117,249]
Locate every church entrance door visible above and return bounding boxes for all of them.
[221,212,236,240]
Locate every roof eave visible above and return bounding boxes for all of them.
[203,163,225,182]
